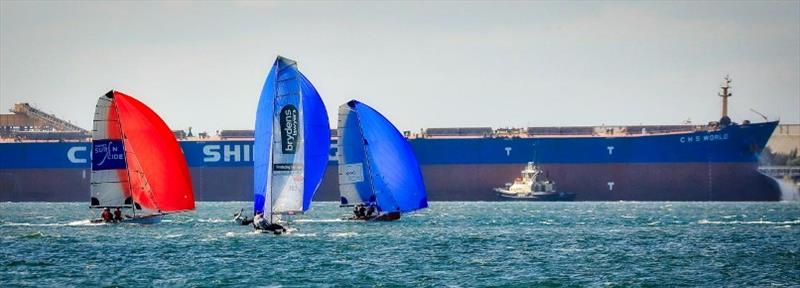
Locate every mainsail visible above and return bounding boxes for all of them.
[90,94,131,208]
[254,56,330,218]
[90,91,195,214]
[337,100,428,213]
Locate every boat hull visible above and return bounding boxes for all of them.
[494,187,577,201]
[124,214,163,224]
[90,214,162,224]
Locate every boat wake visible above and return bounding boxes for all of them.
[2,220,103,227]
[196,218,228,223]
[294,218,345,223]
[329,232,358,238]
[697,219,800,225]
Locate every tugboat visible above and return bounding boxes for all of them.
[494,162,576,201]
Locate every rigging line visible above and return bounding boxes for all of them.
[267,61,280,223]
[114,97,160,214]
[111,97,137,218]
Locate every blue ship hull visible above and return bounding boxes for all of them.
[0,121,780,201]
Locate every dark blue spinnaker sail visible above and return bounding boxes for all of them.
[337,100,428,213]
[254,56,330,216]
[299,72,330,211]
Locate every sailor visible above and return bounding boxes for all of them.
[101,208,113,222]
[358,205,367,219]
[253,212,286,234]
[365,204,375,218]
[253,213,268,230]
[113,208,123,222]
[353,204,365,219]
[234,209,252,225]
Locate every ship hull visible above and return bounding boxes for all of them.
[495,190,578,201]
[0,162,780,202]
[0,122,781,201]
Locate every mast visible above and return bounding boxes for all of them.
[719,75,732,119]
[352,103,379,206]
[112,94,163,216]
[293,59,305,218]
[268,62,278,223]
[351,102,401,211]
[110,92,137,217]
[106,90,136,217]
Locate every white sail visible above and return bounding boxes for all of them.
[90,95,130,208]
[337,103,372,205]
[254,56,330,220]
[269,58,306,215]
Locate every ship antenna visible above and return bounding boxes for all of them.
[719,75,733,119]
[749,108,768,121]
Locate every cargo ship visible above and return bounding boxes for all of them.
[0,78,783,201]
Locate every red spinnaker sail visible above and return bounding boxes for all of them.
[112,91,195,212]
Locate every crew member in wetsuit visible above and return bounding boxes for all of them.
[365,205,376,219]
[113,208,123,222]
[253,213,285,234]
[358,205,367,219]
[234,209,253,225]
[353,204,365,219]
[101,208,113,223]
[253,213,267,229]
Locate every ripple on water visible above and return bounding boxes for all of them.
[0,201,798,287]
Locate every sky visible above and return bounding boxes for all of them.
[1,1,798,135]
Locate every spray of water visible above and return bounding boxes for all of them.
[777,178,800,201]
[761,172,800,201]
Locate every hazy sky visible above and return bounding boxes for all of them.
[1,1,798,134]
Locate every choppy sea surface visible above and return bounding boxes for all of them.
[1,201,798,287]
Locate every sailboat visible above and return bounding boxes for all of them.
[90,90,195,224]
[337,100,428,221]
[252,56,330,233]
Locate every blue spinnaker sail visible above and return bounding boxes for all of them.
[339,100,428,213]
[253,59,277,215]
[299,72,330,211]
[254,56,329,215]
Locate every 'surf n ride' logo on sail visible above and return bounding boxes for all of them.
[92,140,126,170]
[280,105,299,154]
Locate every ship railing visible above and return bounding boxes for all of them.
[758,166,800,178]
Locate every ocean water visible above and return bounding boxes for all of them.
[1,202,798,287]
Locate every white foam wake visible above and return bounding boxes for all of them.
[3,220,103,227]
[697,219,800,225]
[294,218,345,223]
[196,218,229,223]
